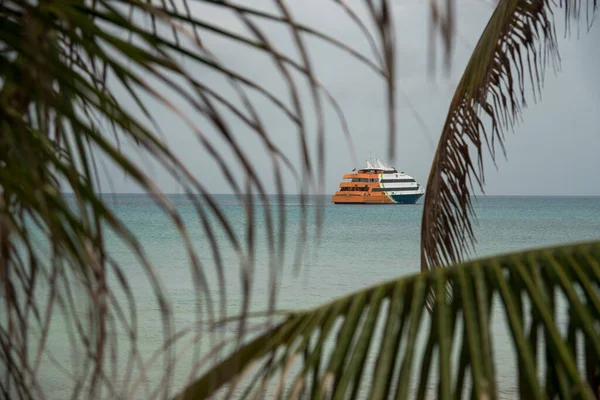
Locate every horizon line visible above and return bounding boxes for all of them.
[63,192,600,197]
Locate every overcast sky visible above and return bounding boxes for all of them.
[100,0,600,196]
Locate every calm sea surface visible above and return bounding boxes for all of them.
[33,195,600,399]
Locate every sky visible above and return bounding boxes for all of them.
[99,0,600,196]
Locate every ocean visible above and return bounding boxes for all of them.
[27,195,600,399]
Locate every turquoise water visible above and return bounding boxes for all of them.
[27,195,600,398]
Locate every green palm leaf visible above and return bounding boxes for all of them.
[178,240,600,399]
[421,0,598,272]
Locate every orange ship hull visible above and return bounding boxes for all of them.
[331,192,395,204]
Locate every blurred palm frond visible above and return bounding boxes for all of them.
[421,0,597,272]
[0,0,396,397]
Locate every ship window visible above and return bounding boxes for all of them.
[380,179,415,183]
[340,187,368,192]
[372,187,416,192]
[382,170,398,174]
[351,178,377,183]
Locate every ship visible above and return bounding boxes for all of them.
[331,159,425,204]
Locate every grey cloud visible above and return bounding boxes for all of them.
[97,0,599,196]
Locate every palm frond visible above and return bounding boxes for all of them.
[421,0,598,272]
[179,240,600,399]
[0,1,395,397]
